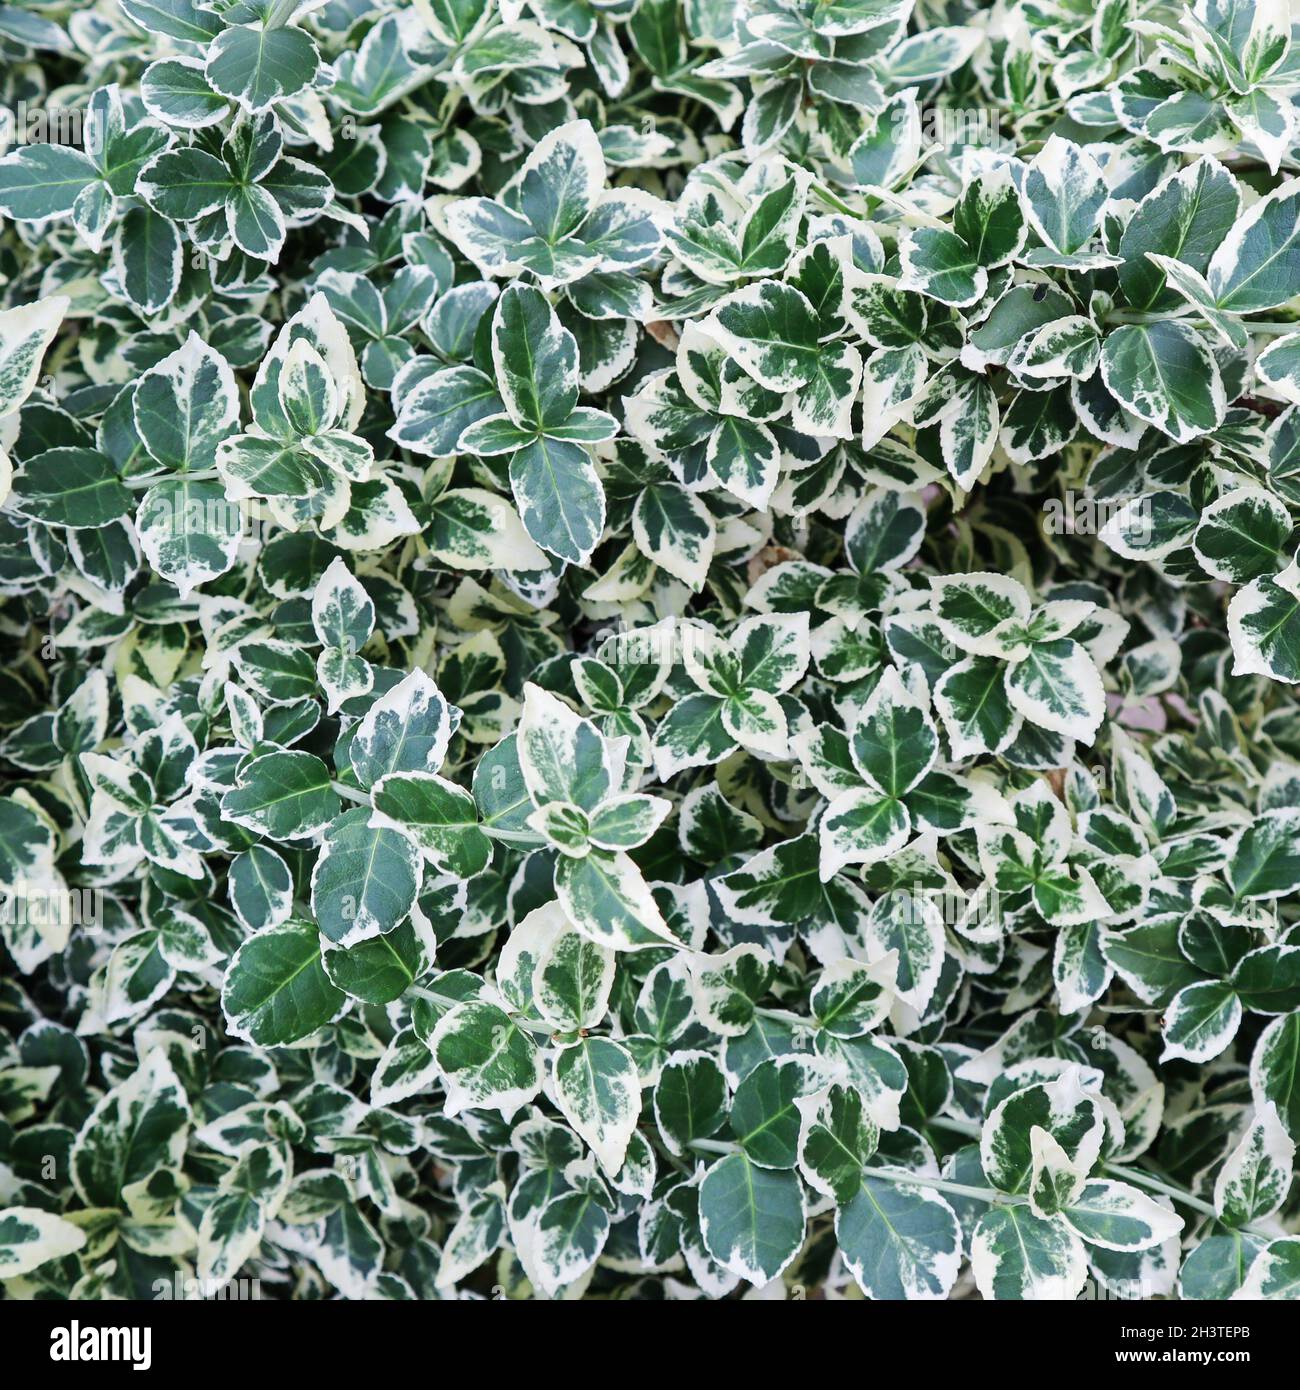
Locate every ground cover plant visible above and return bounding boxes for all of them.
[0,0,1299,1303]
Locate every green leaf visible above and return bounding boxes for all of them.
[222,920,347,1046]
[1101,320,1224,443]
[492,283,580,434]
[511,118,605,244]
[11,449,132,528]
[1161,981,1242,1064]
[1229,570,1300,683]
[729,1056,821,1169]
[552,1037,640,1172]
[121,0,222,43]
[632,481,715,590]
[430,1000,543,1119]
[1006,638,1106,744]
[980,1080,1103,1196]
[311,807,421,946]
[70,1051,191,1207]
[1236,1238,1300,1300]
[322,916,437,1006]
[1208,175,1300,312]
[1023,137,1106,256]
[970,1204,1087,1300]
[1252,1014,1300,1139]
[351,669,455,786]
[655,1052,729,1156]
[935,655,1021,758]
[137,477,242,597]
[704,280,822,391]
[370,771,491,879]
[849,670,938,797]
[1214,1103,1294,1227]
[810,958,894,1039]
[689,944,774,1037]
[534,1188,611,1296]
[0,1206,87,1278]
[698,1152,805,1285]
[228,844,293,932]
[0,294,68,416]
[901,227,985,307]
[1193,487,1290,584]
[1061,1180,1183,1252]
[797,1083,878,1203]
[134,333,239,473]
[555,847,676,951]
[205,23,320,113]
[838,1176,961,1300]
[509,435,606,565]
[221,751,341,841]
[0,143,96,220]
[390,366,504,456]
[1120,157,1241,312]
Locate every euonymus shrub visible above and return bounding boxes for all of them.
[0,0,1298,1306]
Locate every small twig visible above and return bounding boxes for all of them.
[123,469,221,490]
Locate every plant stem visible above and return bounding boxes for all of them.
[924,1117,1283,1235]
[610,84,656,111]
[684,1140,1014,1204]
[754,1005,815,1030]
[689,1138,738,1156]
[1106,1164,1288,1240]
[331,780,370,805]
[123,469,221,489]
[511,1017,558,1039]
[809,179,859,217]
[691,1124,1281,1236]
[868,1167,1021,1205]
[1105,310,1300,336]
[645,1131,690,1176]
[927,1115,980,1139]
[1101,1162,1217,1220]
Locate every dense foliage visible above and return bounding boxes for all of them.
[0,0,1299,1303]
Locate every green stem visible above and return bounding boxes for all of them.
[331,780,370,805]
[511,1017,559,1039]
[689,1138,738,1156]
[809,179,859,217]
[610,84,656,111]
[754,1005,815,1030]
[689,1126,1278,1234]
[645,1131,690,1176]
[927,1115,980,1139]
[1102,1163,1215,1218]
[684,1139,1014,1204]
[1104,311,1164,324]
[869,1167,1021,1205]
[925,1117,1280,1232]
[123,469,221,490]
[1105,1164,1287,1240]
[1106,310,1299,336]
